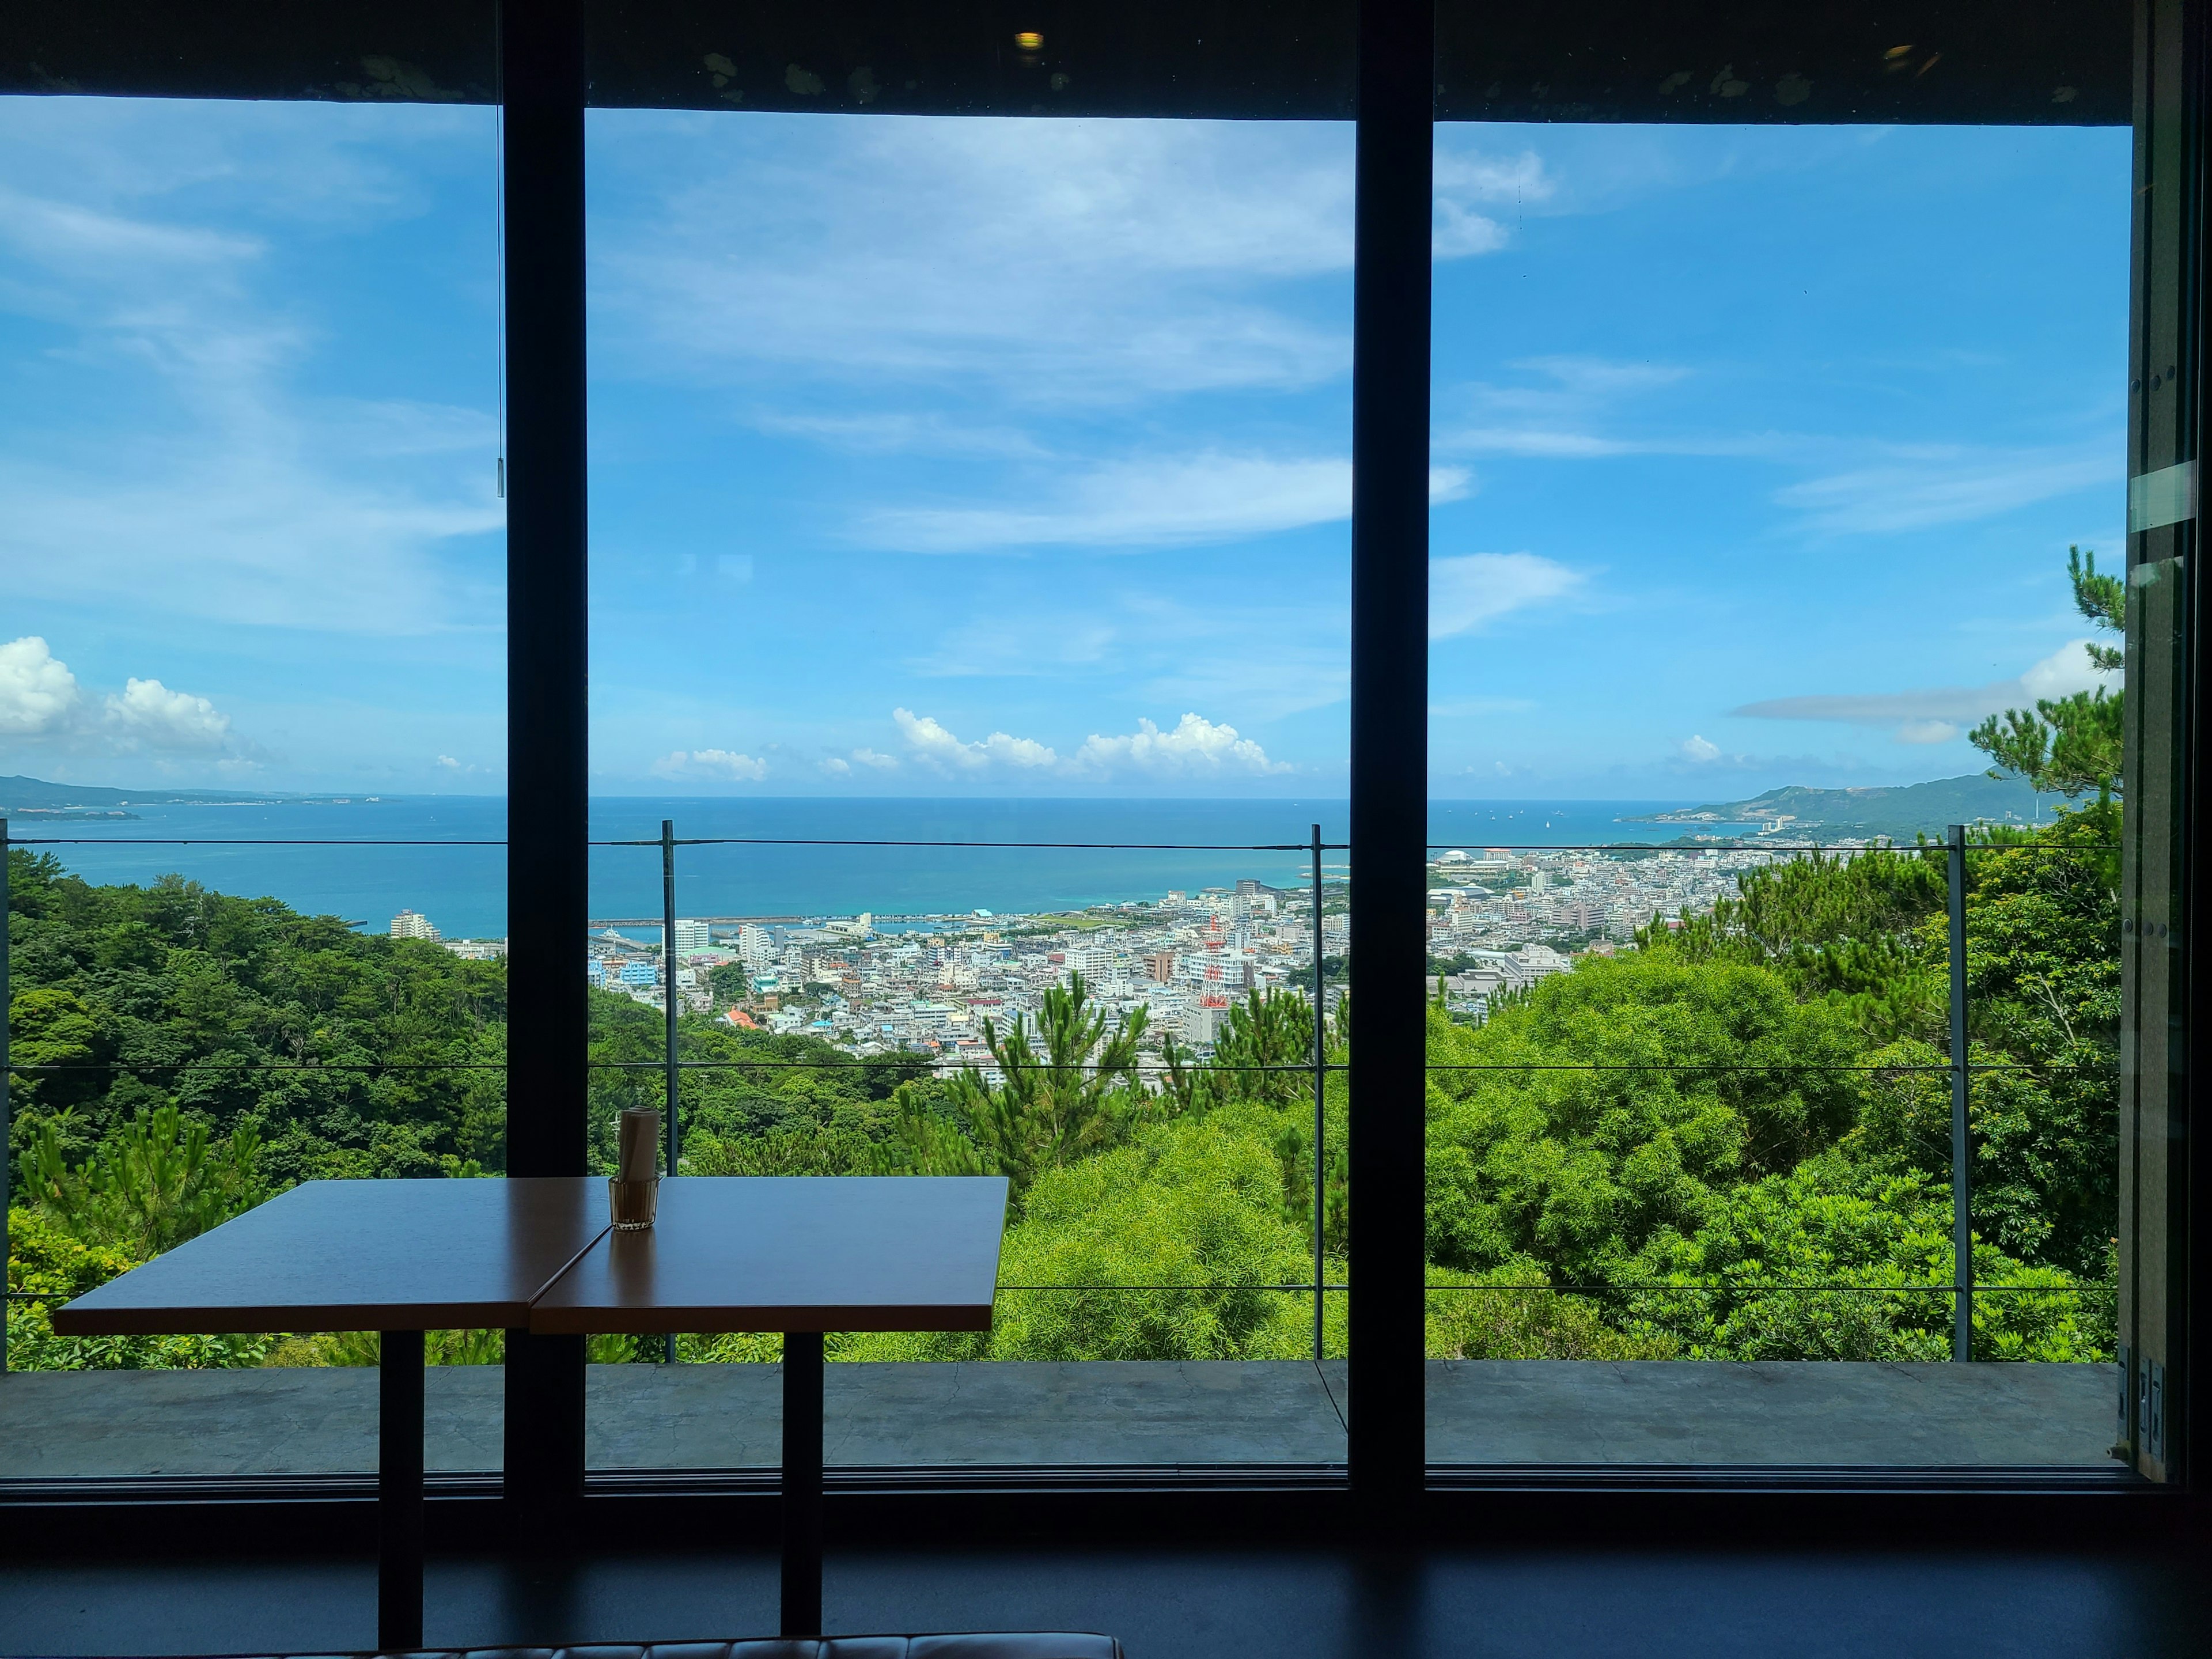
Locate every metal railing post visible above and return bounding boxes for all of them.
[1946,823,1972,1361]
[1310,822,1326,1362]
[661,817,680,1365]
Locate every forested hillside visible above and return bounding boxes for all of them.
[8,808,2117,1369]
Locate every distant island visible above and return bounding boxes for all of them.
[1621,773,2055,842]
[0,774,367,818]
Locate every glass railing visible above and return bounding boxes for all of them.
[1421,823,2120,1467]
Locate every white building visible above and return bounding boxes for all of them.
[672,918,713,955]
[738,923,776,967]
[390,910,441,942]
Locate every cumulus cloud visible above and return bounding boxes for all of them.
[1072,713,1289,777]
[1731,641,2115,744]
[1430,552,1586,638]
[1679,734,1722,763]
[105,677,232,752]
[437,754,462,770]
[818,756,852,776]
[0,635,254,759]
[0,636,82,734]
[653,748,769,781]
[887,707,1282,778]
[893,709,1059,772]
[851,747,899,770]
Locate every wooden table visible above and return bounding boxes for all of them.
[51,1173,1007,1645]
[529,1175,1009,1635]
[50,1177,607,1651]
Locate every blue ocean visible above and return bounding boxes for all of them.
[9,797,1722,940]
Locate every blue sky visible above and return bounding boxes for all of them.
[0,100,2128,800]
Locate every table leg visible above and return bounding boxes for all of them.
[780,1330,824,1637]
[380,1328,426,1652]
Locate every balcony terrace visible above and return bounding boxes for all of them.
[0,1360,2116,1480]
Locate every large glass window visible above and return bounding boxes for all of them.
[1420,122,2128,1465]
[580,108,1353,1469]
[2,92,506,1476]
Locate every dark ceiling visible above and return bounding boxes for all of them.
[3,1,2128,124]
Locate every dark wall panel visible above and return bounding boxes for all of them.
[2,0,2130,124]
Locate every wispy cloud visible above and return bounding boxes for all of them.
[0,117,502,637]
[1772,444,2119,534]
[1731,641,2112,744]
[1431,552,1586,638]
[861,454,1465,553]
[1432,149,1553,258]
[593,116,1357,404]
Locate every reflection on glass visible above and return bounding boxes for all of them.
[582,107,1353,1466]
[1,93,505,1472]
[1422,122,2125,1465]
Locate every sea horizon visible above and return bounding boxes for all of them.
[6,794,1745,940]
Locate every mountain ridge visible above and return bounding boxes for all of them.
[1623,773,2059,840]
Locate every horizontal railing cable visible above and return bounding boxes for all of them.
[10,835,1346,853]
[16,835,2110,854]
[2,1057,2116,1077]
[1423,1282,2097,1296]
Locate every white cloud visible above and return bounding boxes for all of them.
[1679,734,1722,763]
[1072,713,1288,777]
[1433,357,1728,463]
[653,748,769,781]
[817,756,852,776]
[1896,720,1960,745]
[1732,640,2115,743]
[1432,149,1552,260]
[1430,552,1586,638]
[0,122,502,638]
[887,707,1284,779]
[851,747,900,770]
[0,637,82,734]
[1773,445,2117,535]
[893,709,1059,773]
[756,410,1048,460]
[0,637,253,757]
[865,454,1467,554]
[594,117,1355,403]
[103,677,233,752]
[863,453,1349,552]
[436,754,462,770]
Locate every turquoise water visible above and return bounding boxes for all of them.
[9,796,1721,939]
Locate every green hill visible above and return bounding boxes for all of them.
[0,774,283,812]
[1624,774,2056,841]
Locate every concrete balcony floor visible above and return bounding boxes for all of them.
[0,1359,2117,1478]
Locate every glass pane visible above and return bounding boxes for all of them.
[582,108,1351,1469]
[3,92,505,1476]
[1422,122,2126,1465]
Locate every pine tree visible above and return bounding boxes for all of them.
[1969,546,2124,797]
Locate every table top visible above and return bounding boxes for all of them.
[50,1177,608,1335]
[527,1176,1009,1335]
